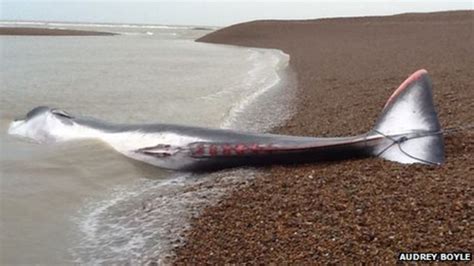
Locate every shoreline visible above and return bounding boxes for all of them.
[0,27,117,36]
[173,10,474,263]
[220,47,296,132]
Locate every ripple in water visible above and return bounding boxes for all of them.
[70,169,256,264]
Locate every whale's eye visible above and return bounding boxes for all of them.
[51,109,73,119]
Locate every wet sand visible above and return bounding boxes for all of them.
[0,27,116,36]
[173,11,474,263]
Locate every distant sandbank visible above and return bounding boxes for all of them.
[0,27,117,36]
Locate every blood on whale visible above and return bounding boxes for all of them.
[189,143,274,157]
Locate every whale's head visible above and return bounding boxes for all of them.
[8,106,76,143]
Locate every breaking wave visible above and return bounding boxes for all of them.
[70,170,256,264]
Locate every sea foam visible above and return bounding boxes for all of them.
[71,170,256,264]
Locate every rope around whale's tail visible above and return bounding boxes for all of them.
[370,69,445,165]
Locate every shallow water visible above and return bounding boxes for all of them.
[0,22,294,264]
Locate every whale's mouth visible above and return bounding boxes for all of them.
[8,120,24,134]
[7,120,34,142]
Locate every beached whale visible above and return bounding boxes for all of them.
[8,69,444,171]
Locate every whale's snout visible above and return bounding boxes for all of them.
[7,120,25,137]
[8,120,20,130]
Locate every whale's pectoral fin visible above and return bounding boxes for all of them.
[370,69,444,165]
[135,144,181,158]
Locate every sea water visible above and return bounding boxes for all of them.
[0,22,295,264]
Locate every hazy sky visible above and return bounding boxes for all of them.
[1,1,472,26]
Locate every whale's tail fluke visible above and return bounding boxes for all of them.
[370,69,445,165]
